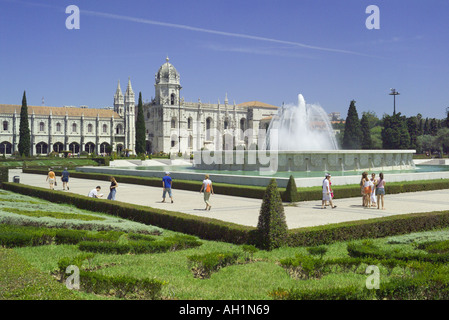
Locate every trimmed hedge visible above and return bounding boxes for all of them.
[5,182,449,248]
[22,168,449,202]
[57,254,164,299]
[2,182,255,245]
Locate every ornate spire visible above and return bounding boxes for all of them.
[125,77,133,95]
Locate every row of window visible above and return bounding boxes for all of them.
[0,141,116,155]
[170,117,247,130]
[2,121,124,134]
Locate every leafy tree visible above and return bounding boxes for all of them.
[430,118,439,136]
[135,92,146,155]
[417,134,437,154]
[360,113,373,149]
[256,178,288,250]
[381,112,410,149]
[436,128,449,154]
[18,91,31,157]
[342,100,362,149]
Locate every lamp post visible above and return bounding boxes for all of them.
[389,88,400,115]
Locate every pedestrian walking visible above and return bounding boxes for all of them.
[46,168,56,190]
[376,172,386,210]
[61,167,70,191]
[321,173,336,209]
[200,174,214,210]
[107,176,118,200]
[162,172,173,203]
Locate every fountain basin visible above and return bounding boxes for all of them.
[193,149,416,172]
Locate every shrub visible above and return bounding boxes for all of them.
[283,175,300,202]
[187,252,240,279]
[279,254,327,280]
[306,246,328,259]
[79,271,164,299]
[256,179,288,250]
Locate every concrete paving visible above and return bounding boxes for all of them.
[7,169,449,230]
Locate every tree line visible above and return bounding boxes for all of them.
[336,100,449,155]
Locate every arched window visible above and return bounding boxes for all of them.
[103,124,108,133]
[85,142,95,153]
[53,142,64,153]
[3,121,8,131]
[206,117,212,141]
[100,142,110,154]
[171,117,177,129]
[87,123,93,133]
[240,118,246,139]
[56,123,61,132]
[36,142,48,154]
[39,122,45,131]
[72,123,77,133]
[116,124,123,134]
[187,117,192,129]
[224,119,229,130]
[0,142,12,154]
[170,93,176,105]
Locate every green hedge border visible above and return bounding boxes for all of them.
[21,168,449,202]
[4,182,449,248]
[1,182,255,245]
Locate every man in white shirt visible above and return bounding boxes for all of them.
[88,186,103,198]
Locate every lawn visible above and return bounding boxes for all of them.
[2,188,449,300]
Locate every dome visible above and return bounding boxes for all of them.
[155,57,180,85]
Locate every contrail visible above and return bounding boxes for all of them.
[81,9,369,56]
[3,0,372,57]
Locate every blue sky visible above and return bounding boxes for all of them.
[0,0,448,119]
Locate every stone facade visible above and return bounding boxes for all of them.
[145,57,279,154]
[0,78,135,156]
[0,58,278,156]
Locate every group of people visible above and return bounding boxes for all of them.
[162,171,214,210]
[322,171,386,210]
[46,167,70,191]
[360,171,386,210]
[47,168,215,210]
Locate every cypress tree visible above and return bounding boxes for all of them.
[18,91,31,157]
[360,113,373,149]
[135,92,146,155]
[284,175,300,202]
[342,100,362,149]
[256,178,288,250]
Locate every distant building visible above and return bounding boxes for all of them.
[0,58,279,156]
[328,112,341,121]
[143,57,279,154]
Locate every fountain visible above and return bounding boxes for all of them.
[193,93,416,173]
[78,93,420,188]
[266,94,338,151]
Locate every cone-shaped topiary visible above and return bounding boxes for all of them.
[284,175,300,202]
[256,178,288,250]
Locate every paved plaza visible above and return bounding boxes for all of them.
[7,169,449,229]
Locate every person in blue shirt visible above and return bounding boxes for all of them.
[162,171,173,203]
[61,167,70,191]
